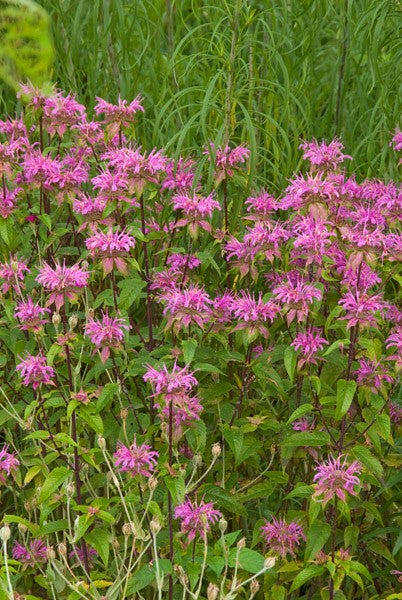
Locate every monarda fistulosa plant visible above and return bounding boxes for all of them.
[0,84,400,600]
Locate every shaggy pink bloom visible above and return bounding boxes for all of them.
[157,393,203,428]
[291,328,328,368]
[73,194,109,232]
[386,327,402,368]
[94,95,144,135]
[69,545,98,566]
[224,236,258,279]
[172,192,221,237]
[149,268,181,295]
[114,437,158,477]
[338,290,384,329]
[211,290,234,329]
[0,446,19,483]
[292,418,313,431]
[272,273,323,324]
[245,190,277,221]
[166,253,200,272]
[43,92,86,136]
[36,262,89,310]
[244,223,290,263]
[341,262,381,291]
[0,258,30,294]
[17,82,55,110]
[12,540,48,566]
[292,217,334,265]
[162,157,196,191]
[21,150,61,191]
[204,142,249,183]
[174,498,221,542]
[91,168,129,201]
[389,402,402,425]
[101,146,167,195]
[144,363,198,395]
[231,291,279,339]
[261,518,306,558]
[312,455,362,505]
[85,311,129,363]
[0,186,22,217]
[85,228,135,274]
[280,173,339,217]
[16,354,55,389]
[72,117,104,146]
[355,358,393,391]
[300,138,351,172]
[14,298,49,332]
[391,129,402,152]
[161,284,212,333]
[383,233,402,263]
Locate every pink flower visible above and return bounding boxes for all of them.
[312,455,362,504]
[16,354,55,389]
[272,273,323,324]
[172,192,221,237]
[338,290,384,329]
[245,190,277,222]
[261,518,306,557]
[114,437,158,477]
[204,142,249,183]
[12,539,48,566]
[91,168,129,201]
[280,173,339,217]
[17,82,56,110]
[162,157,196,191]
[161,284,212,333]
[292,418,313,431]
[291,328,329,368]
[386,327,402,368]
[94,95,144,135]
[355,358,393,391]
[389,402,402,425]
[299,138,351,172]
[43,92,86,136]
[174,498,221,542]
[0,186,22,218]
[144,363,198,395]
[244,222,290,263]
[292,217,334,266]
[231,291,279,339]
[0,446,19,484]
[85,311,130,363]
[211,290,234,329]
[14,298,49,331]
[36,262,89,310]
[0,258,30,294]
[166,253,200,273]
[73,194,110,232]
[101,146,167,195]
[391,129,402,152]
[224,236,258,279]
[85,228,135,274]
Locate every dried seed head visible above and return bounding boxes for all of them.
[264,556,276,569]
[148,476,158,491]
[122,522,135,536]
[174,565,188,585]
[120,408,129,420]
[18,523,27,534]
[193,453,202,467]
[52,313,61,328]
[46,546,56,561]
[97,435,106,449]
[112,538,120,550]
[207,583,219,600]
[69,314,78,330]
[212,442,221,459]
[58,542,67,556]
[237,536,246,549]
[219,517,228,533]
[150,517,161,535]
[66,482,75,497]
[250,579,260,594]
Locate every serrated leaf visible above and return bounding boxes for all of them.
[182,338,198,365]
[284,346,297,382]
[228,547,265,573]
[95,383,119,413]
[290,565,325,591]
[304,520,331,561]
[201,484,246,516]
[282,431,330,447]
[350,445,383,478]
[165,476,185,504]
[287,404,314,425]
[85,529,109,567]
[38,467,69,504]
[335,379,356,420]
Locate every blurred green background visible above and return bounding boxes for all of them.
[1,0,400,188]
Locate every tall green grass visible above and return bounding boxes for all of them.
[1,0,400,186]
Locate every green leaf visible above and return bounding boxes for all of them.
[344,525,359,551]
[282,431,330,447]
[201,484,246,516]
[165,476,185,504]
[350,445,383,478]
[182,338,198,365]
[304,520,331,561]
[126,565,155,594]
[85,529,109,567]
[287,404,314,425]
[335,379,356,420]
[194,362,223,374]
[78,408,104,434]
[290,565,325,591]
[228,548,265,573]
[284,346,297,382]
[95,383,119,413]
[38,467,69,504]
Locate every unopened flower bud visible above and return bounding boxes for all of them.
[148,476,158,492]
[52,313,61,329]
[58,542,67,556]
[212,443,221,459]
[193,453,202,467]
[46,546,56,561]
[264,556,276,569]
[68,314,78,330]
[66,482,75,497]
[150,517,161,535]
[97,435,106,450]
[219,517,228,533]
[0,525,11,542]
[250,579,260,595]
[122,522,134,536]
[237,537,246,549]
[207,583,219,600]
[18,523,27,534]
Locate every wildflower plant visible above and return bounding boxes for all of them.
[0,85,399,600]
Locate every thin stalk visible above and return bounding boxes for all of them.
[168,399,174,600]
